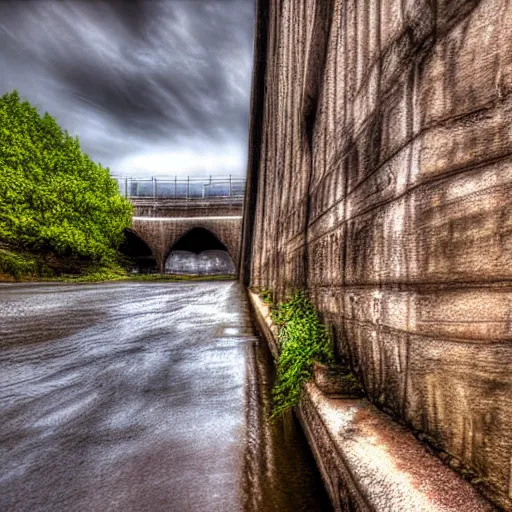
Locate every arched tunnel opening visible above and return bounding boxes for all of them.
[165,228,236,275]
[119,229,158,274]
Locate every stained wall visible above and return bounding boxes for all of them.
[241,1,512,508]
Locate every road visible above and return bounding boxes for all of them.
[0,281,330,512]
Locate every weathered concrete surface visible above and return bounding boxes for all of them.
[249,291,494,512]
[131,198,243,218]
[241,1,512,509]
[132,216,242,272]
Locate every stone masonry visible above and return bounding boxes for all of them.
[130,199,243,272]
[240,1,512,509]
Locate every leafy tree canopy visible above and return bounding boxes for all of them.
[0,90,132,263]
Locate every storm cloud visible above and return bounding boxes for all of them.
[0,0,254,177]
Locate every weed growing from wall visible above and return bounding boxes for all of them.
[269,291,335,418]
[259,288,273,305]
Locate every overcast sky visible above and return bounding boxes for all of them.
[0,0,254,177]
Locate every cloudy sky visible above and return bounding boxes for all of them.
[0,0,254,177]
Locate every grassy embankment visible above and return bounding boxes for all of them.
[0,248,236,283]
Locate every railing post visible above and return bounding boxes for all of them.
[174,176,177,198]
[187,176,190,199]
[153,177,157,198]
[229,175,232,197]
[124,177,128,198]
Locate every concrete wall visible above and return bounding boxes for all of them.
[241,1,512,509]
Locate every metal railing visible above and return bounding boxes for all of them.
[113,175,246,200]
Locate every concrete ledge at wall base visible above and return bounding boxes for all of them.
[248,290,495,512]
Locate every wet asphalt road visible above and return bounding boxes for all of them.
[0,282,330,512]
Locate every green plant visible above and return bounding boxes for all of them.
[60,264,128,282]
[0,249,38,279]
[270,291,335,418]
[259,288,273,305]
[0,90,132,265]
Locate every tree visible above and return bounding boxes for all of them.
[0,90,132,264]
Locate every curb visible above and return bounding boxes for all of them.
[248,290,494,512]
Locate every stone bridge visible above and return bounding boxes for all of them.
[126,196,243,273]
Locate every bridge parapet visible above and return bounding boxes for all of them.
[114,175,245,201]
[130,197,243,218]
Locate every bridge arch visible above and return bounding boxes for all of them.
[130,216,242,273]
[119,228,158,273]
[165,227,233,259]
[165,227,236,275]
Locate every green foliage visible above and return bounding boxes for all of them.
[0,249,38,279]
[0,90,132,265]
[270,291,335,418]
[259,288,273,305]
[60,265,128,283]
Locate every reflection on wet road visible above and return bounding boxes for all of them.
[0,282,330,512]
